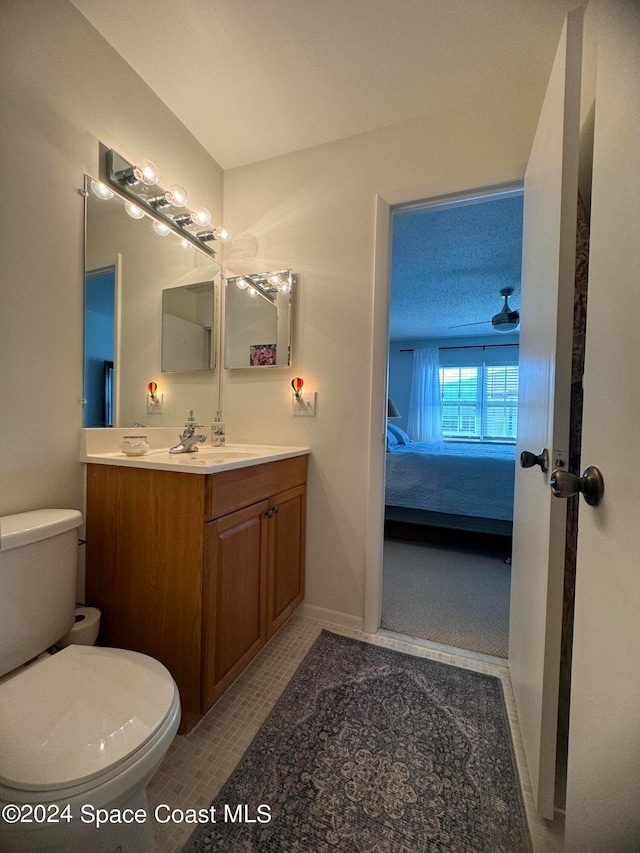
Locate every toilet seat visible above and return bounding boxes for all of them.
[0,645,179,794]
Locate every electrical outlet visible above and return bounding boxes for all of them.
[292,391,316,417]
[147,393,164,414]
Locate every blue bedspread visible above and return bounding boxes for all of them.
[385,441,516,521]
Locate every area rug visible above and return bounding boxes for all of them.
[183,631,530,852]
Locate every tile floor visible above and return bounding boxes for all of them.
[147,614,564,852]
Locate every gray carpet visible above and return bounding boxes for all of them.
[382,540,510,658]
[183,630,530,852]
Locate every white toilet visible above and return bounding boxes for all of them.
[0,509,180,853]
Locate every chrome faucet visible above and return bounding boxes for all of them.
[169,411,207,454]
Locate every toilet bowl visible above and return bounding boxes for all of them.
[0,646,180,852]
[0,510,181,852]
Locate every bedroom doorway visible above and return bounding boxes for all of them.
[381,187,524,660]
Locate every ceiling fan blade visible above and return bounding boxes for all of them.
[448,320,492,329]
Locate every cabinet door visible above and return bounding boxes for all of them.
[201,500,268,712]
[267,485,306,639]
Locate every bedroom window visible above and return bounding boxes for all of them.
[439,364,518,442]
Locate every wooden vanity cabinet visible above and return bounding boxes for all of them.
[85,455,307,734]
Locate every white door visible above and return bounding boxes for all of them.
[564,1,640,849]
[509,8,583,819]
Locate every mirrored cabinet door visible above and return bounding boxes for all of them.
[225,271,295,369]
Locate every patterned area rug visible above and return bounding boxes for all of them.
[183,631,530,852]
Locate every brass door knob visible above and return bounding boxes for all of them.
[520,448,549,472]
[548,466,604,506]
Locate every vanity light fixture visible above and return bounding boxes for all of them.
[174,207,211,228]
[125,201,145,220]
[90,179,114,200]
[147,184,189,209]
[105,149,231,257]
[228,269,294,299]
[152,220,171,236]
[116,158,160,186]
[198,225,232,243]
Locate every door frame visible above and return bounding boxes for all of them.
[365,181,524,634]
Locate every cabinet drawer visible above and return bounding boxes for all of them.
[204,455,307,520]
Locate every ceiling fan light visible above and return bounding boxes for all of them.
[493,318,520,332]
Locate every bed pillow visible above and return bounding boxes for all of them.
[387,423,411,445]
[386,427,399,451]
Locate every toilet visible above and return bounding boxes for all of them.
[0,509,180,853]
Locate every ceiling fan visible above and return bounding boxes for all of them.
[450,287,520,333]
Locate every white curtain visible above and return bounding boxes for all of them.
[407,348,442,442]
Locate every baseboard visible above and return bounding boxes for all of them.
[297,603,364,631]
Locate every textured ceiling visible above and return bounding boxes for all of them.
[71,0,583,169]
[390,193,523,341]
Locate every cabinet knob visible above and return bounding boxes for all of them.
[273,505,280,514]
[265,509,273,518]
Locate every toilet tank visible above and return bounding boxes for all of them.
[0,509,82,677]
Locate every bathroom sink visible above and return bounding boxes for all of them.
[173,448,261,463]
[81,440,310,475]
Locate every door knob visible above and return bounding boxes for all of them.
[520,448,549,473]
[548,466,604,506]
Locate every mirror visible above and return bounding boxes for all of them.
[162,281,215,372]
[84,176,222,427]
[225,271,295,369]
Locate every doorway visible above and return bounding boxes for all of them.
[84,266,116,428]
[380,188,524,659]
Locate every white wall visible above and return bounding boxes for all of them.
[222,88,542,624]
[0,0,552,626]
[0,0,224,518]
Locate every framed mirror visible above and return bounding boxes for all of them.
[225,270,295,369]
[84,176,222,427]
[162,281,215,372]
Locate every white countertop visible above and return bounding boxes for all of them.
[81,443,310,475]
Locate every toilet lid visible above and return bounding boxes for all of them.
[0,645,177,791]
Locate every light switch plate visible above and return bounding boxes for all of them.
[292,391,316,417]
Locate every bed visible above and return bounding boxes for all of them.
[385,426,516,536]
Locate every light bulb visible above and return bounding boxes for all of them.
[133,159,159,186]
[213,224,231,242]
[248,287,258,297]
[153,220,171,236]
[125,202,145,220]
[191,207,211,227]
[278,282,291,293]
[90,180,114,200]
[236,278,249,289]
[165,184,188,207]
[267,273,281,286]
